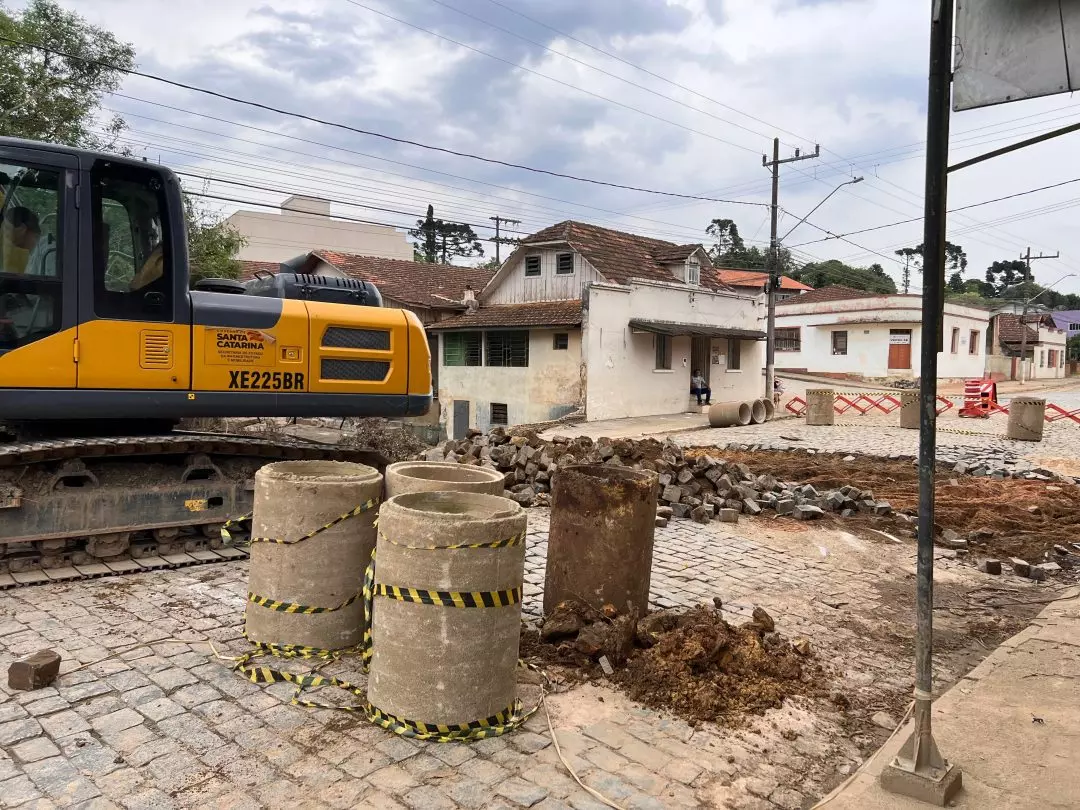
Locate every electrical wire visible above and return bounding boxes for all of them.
[0,34,769,207]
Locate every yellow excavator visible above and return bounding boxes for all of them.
[0,137,432,576]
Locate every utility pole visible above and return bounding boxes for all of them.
[1018,247,1059,385]
[764,138,820,400]
[489,216,522,264]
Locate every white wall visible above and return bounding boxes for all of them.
[1029,328,1068,380]
[774,297,989,380]
[438,328,582,437]
[484,248,605,304]
[583,281,764,421]
[227,209,413,263]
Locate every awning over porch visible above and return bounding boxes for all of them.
[628,319,767,341]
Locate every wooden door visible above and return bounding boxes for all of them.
[888,329,912,369]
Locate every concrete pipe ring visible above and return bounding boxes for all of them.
[385,461,506,499]
[805,389,835,427]
[1006,397,1046,442]
[749,399,767,424]
[246,460,382,653]
[708,401,753,428]
[370,491,528,730]
[760,397,776,422]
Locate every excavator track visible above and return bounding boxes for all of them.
[0,432,385,589]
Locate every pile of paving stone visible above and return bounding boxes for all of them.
[422,428,895,526]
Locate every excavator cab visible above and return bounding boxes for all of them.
[0,137,432,424]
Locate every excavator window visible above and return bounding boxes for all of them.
[0,159,63,353]
[91,162,173,322]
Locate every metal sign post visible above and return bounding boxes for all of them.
[880,2,963,803]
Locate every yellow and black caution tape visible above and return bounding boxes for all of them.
[220,498,378,547]
[374,584,521,608]
[247,588,363,615]
[249,498,380,545]
[220,513,252,546]
[378,528,526,550]
[228,527,543,741]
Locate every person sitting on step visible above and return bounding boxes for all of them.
[690,370,711,406]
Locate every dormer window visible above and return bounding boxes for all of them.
[686,257,700,286]
[524,255,541,277]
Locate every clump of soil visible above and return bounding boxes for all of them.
[615,607,810,721]
[523,601,818,725]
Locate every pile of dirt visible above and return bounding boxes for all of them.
[522,601,818,725]
[341,418,430,463]
[718,450,1080,564]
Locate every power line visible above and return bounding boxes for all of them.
[0,34,768,207]
[788,175,1080,248]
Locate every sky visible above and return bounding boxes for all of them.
[31,0,1080,293]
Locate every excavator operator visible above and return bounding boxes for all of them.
[0,206,41,275]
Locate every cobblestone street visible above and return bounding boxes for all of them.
[0,507,1046,810]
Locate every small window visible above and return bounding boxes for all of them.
[553,332,569,350]
[524,256,541,277]
[775,327,801,352]
[831,331,848,356]
[0,159,64,354]
[655,334,672,370]
[91,161,173,322]
[686,259,700,286]
[490,403,508,425]
[1040,350,1045,368]
[727,338,742,371]
[486,331,529,367]
[969,330,979,355]
[950,327,960,354]
[556,253,574,274]
[1062,351,1066,368]
[443,332,481,366]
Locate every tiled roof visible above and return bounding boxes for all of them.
[996,313,1047,344]
[236,260,278,281]
[313,252,495,310]
[427,300,583,330]
[716,270,814,291]
[517,221,734,292]
[776,285,876,306]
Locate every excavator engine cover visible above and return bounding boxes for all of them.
[245,272,383,308]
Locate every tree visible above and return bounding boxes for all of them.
[984,259,1032,297]
[185,192,246,286]
[894,241,967,293]
[792,259,898,294]
[0,0,135,150]
[706,218,745,261]
[409,205,483,263]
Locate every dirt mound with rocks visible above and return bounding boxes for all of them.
[522,601,818,725]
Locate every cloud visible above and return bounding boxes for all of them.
[52,0,1080,291]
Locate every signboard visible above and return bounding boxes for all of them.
[954,0,1080,111]
[889,333,912,345]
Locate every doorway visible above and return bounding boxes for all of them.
[888,329,912,370]
[690,337,711,386]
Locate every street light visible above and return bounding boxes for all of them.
[780,176,864,242]
[764,176,864,400]
[1016,272,1075,384]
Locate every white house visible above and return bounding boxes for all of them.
[985,312,1068,381]
[428,221,766,438]
[226,196,414,264]
[774,286,991,381]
